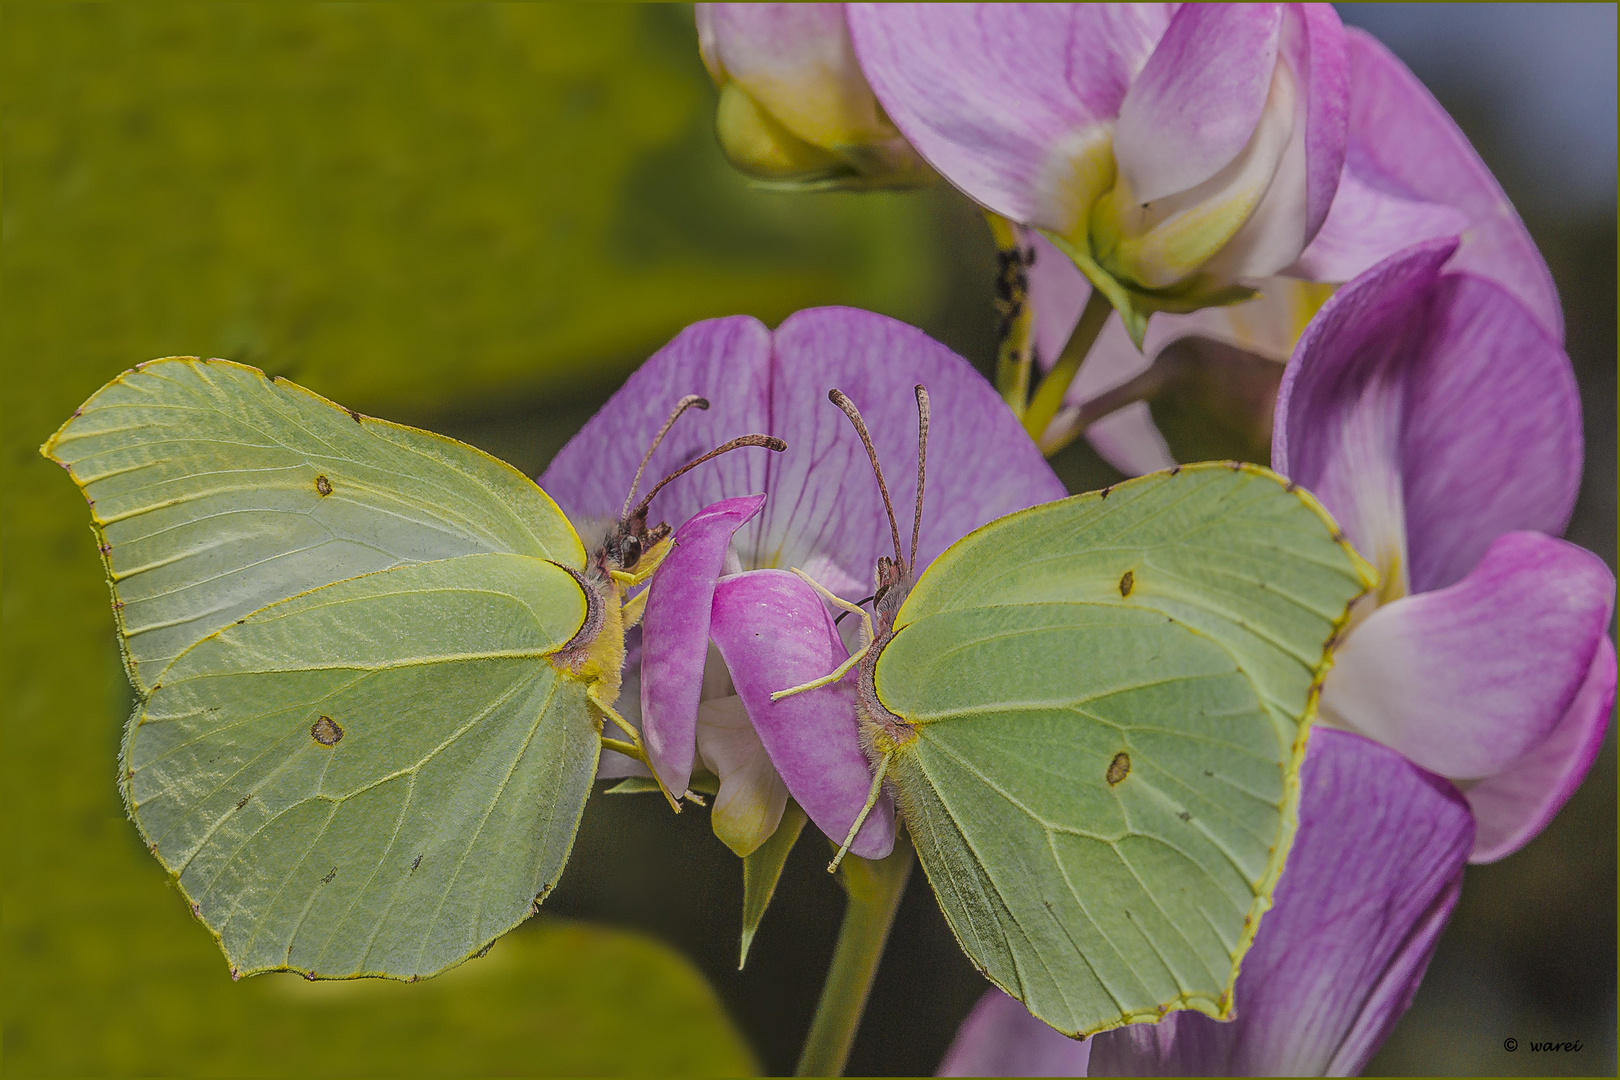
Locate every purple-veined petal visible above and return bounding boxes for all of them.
[848,3,1172,231]
[760,308,1067,592]
[1320,532,1616,782]
[694,694,791,857]
[1289,168,1469,283]
[709,569,894,860]
[641,494,766,797]
[938,988,1091,1077]
[1397,273,1582,593]
[1082,728,1474,1076]
[543,309,1063,606]
[541,315,775,539]
[1113,4,1283,205]
[1464,635,1616,863]
[1336,27,1560,340]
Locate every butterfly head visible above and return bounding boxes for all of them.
[596,394,785,579]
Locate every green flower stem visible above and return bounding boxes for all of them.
[795,834,916,1078]
[984,211,1037,416]
[1036,360,1172,458]
[1021,287,1114,448]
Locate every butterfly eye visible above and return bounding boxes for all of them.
[619,533,642,569]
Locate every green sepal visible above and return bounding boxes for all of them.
[1041,230,1258,349]
[604,770,720,798]
[739,801,808,969]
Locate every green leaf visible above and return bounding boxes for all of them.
[739,801,808,969]
[874,463,1374,1038]
[44,359,610,981]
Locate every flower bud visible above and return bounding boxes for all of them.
[698,3,932,190]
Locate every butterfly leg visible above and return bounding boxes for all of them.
[828,752,892,873]
[588,684,682,814]
[619,585,650,629]
[770,569,873,702]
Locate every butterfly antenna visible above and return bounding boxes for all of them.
[910,385,930,575]
[621,395,710,520]
[828,389,905,568]
[629,434,786,522]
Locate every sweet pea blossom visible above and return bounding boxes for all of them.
[696,3,932,190]
[939,728,1476,1076]
[848,3,1351,339]
[1027,22,1556,474]
[539,308,1063,856]
[1274,238,1614,863]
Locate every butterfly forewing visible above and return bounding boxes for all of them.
[43,358,585,690]
[128,553,599,980]
[876,463,1373,1037]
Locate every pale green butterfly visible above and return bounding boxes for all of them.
[43,357,781,981]
[775,386,1375,1038]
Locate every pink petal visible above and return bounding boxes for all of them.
[694,695,791,857]
[1294,2,1351,243]
[641,494,766,796]
[1289,168,1469,284]
[938,988,1090,1077]
[540,315,774,536]
[1113,4,1283,205]
[1273,240,1581,595]
[848,3,1172,229]
[1464,635,1616,863]
[1398,273,1582,593]
[1322,532,1616,781]
[1083,729,1474,1076]
[543,309,1064,604]
[762,308,1066,589]
[709,569,894,860]
[1337,28,1561,340]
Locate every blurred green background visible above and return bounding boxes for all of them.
[4,4,1612,1076]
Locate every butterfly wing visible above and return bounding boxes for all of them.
[129,554,598,979]
[43,357,584,691]
[46,359,602,979]
[877,463,1374,1037]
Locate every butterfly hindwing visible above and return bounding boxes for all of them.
[129,553,599,980]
